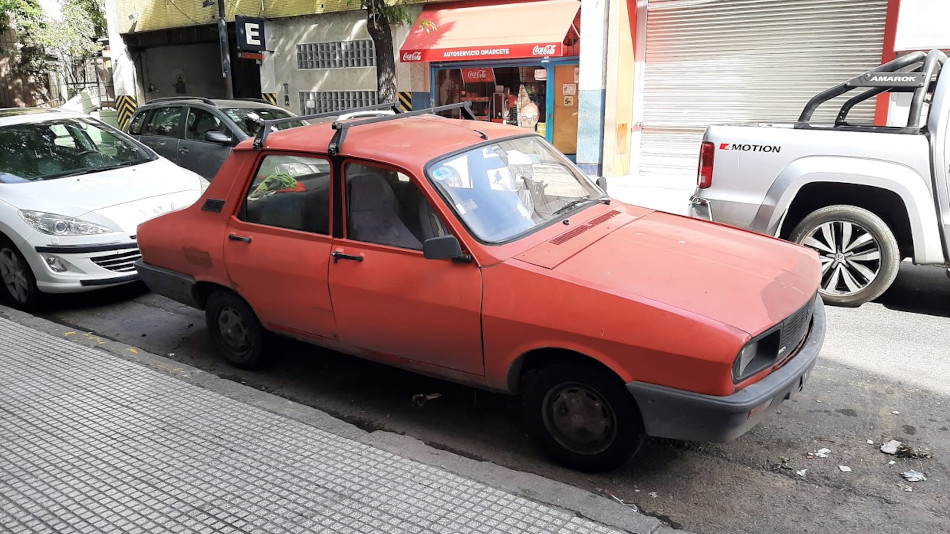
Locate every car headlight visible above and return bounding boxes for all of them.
[733,329,781,382]
[733,340,759,379]
[199,177,211,193]
[18,210,116,236]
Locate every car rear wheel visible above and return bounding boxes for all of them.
[789,205,900,306]
[522,364,644,472]
[205,290,265,368]
[0,239,42,310]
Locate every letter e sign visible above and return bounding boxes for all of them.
[236,16,266,52]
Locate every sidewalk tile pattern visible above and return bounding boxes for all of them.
[0,318,621,534]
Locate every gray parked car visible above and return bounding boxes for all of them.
[125,97,304,180]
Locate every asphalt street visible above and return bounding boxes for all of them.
[22,261,950,534]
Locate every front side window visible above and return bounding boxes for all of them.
[345,162,447,250]
[241,155,332,235]
[223,107,305,136]
[0,118,154,182]
[426,136,601,243]
[143,106,184,137]
[185,108,225,140]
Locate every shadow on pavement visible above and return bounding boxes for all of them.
[876,262,950,318]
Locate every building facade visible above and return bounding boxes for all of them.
[104,0,945,185]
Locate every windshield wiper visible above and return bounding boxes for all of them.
[553,197,602,217]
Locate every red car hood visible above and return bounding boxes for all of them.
[515,210,820,336]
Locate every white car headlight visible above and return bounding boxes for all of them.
[18,210,116,236]
[199,177,211,193]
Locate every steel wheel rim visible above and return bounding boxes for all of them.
[542,382,617,455]
[0,249,30,304]
[800,220,881,296]
[217,306,250,352]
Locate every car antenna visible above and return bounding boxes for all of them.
[472,128,488,140]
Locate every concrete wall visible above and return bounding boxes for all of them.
[140,43,225,101]
[262,10,418,114]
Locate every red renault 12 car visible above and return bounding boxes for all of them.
[135,103,825,471]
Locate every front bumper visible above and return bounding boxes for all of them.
[627,294,825,443]
[30,242,141,293]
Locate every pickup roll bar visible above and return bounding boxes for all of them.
[252,102,399,149]
[798,50,939,126]
[327,102,476,155]
[908,50,949,126]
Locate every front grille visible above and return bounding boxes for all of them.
[779,298,814,357]
[91,249,141,273]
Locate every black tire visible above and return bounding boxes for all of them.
[0,238,43,311]
[205,290,266,368]
[789,205,900,307]
[522,364,644,472]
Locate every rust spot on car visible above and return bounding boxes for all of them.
[183,247,213,268]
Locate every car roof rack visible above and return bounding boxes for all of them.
[798,49,946,130]
[147,96,216,106]
[252,102,400,149]
[327,102,476,155]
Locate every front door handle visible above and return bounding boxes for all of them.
[228,233,252,243]
[331,251,364,263]
[179,146,189,154]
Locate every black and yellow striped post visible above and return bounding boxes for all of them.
[262,92,278,106]
[398,92,412,111]
[116,95,137,130]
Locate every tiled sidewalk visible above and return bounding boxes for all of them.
[0,316,624,534]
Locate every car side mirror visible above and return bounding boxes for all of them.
[423,235,465,261]
[595,176,608,191]
[205,131,232,145]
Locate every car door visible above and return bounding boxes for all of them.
[327,160,484,376]
[179,106,232,179]
[223,153,337,340]
[138,106,184,162]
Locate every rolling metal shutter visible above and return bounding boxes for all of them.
[638,0,887,184]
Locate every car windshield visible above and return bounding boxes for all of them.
[427,136,603,243]
[0,117,154,182]
[223,107,305,136]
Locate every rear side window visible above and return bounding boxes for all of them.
[127,111,149,135]
[241,155,332,235]
[142,107,183,138]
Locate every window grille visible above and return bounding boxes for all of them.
[296,40,376,69]
[298,90,379,114]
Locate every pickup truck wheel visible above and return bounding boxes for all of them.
[522,364,644,472]
[206,290,265,368]
[790,205,900,306]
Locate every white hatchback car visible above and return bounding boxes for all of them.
[0,108,207,309]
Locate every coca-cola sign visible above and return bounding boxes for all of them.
[402,51,422,62]
[461,68,495,83]
[532,44,558,56]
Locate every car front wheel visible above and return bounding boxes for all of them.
[789,205,900,306]
[205,290,266,368]
[522,363,644,472]
[0,239,42,310]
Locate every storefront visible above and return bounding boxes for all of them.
[400,0,581,157]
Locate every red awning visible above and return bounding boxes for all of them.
[399,0,580,63]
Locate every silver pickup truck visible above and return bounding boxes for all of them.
[690,50,950,306]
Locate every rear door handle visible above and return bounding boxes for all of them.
[331,251,363,263]
[228,234,252,243]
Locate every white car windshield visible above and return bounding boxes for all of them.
[427,136,604,243]
[0,117,154,182]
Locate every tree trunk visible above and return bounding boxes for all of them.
[365,1,396,105]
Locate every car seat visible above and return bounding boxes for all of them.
[347,173,422,250]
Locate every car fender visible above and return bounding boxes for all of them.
[753,155,945,263]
